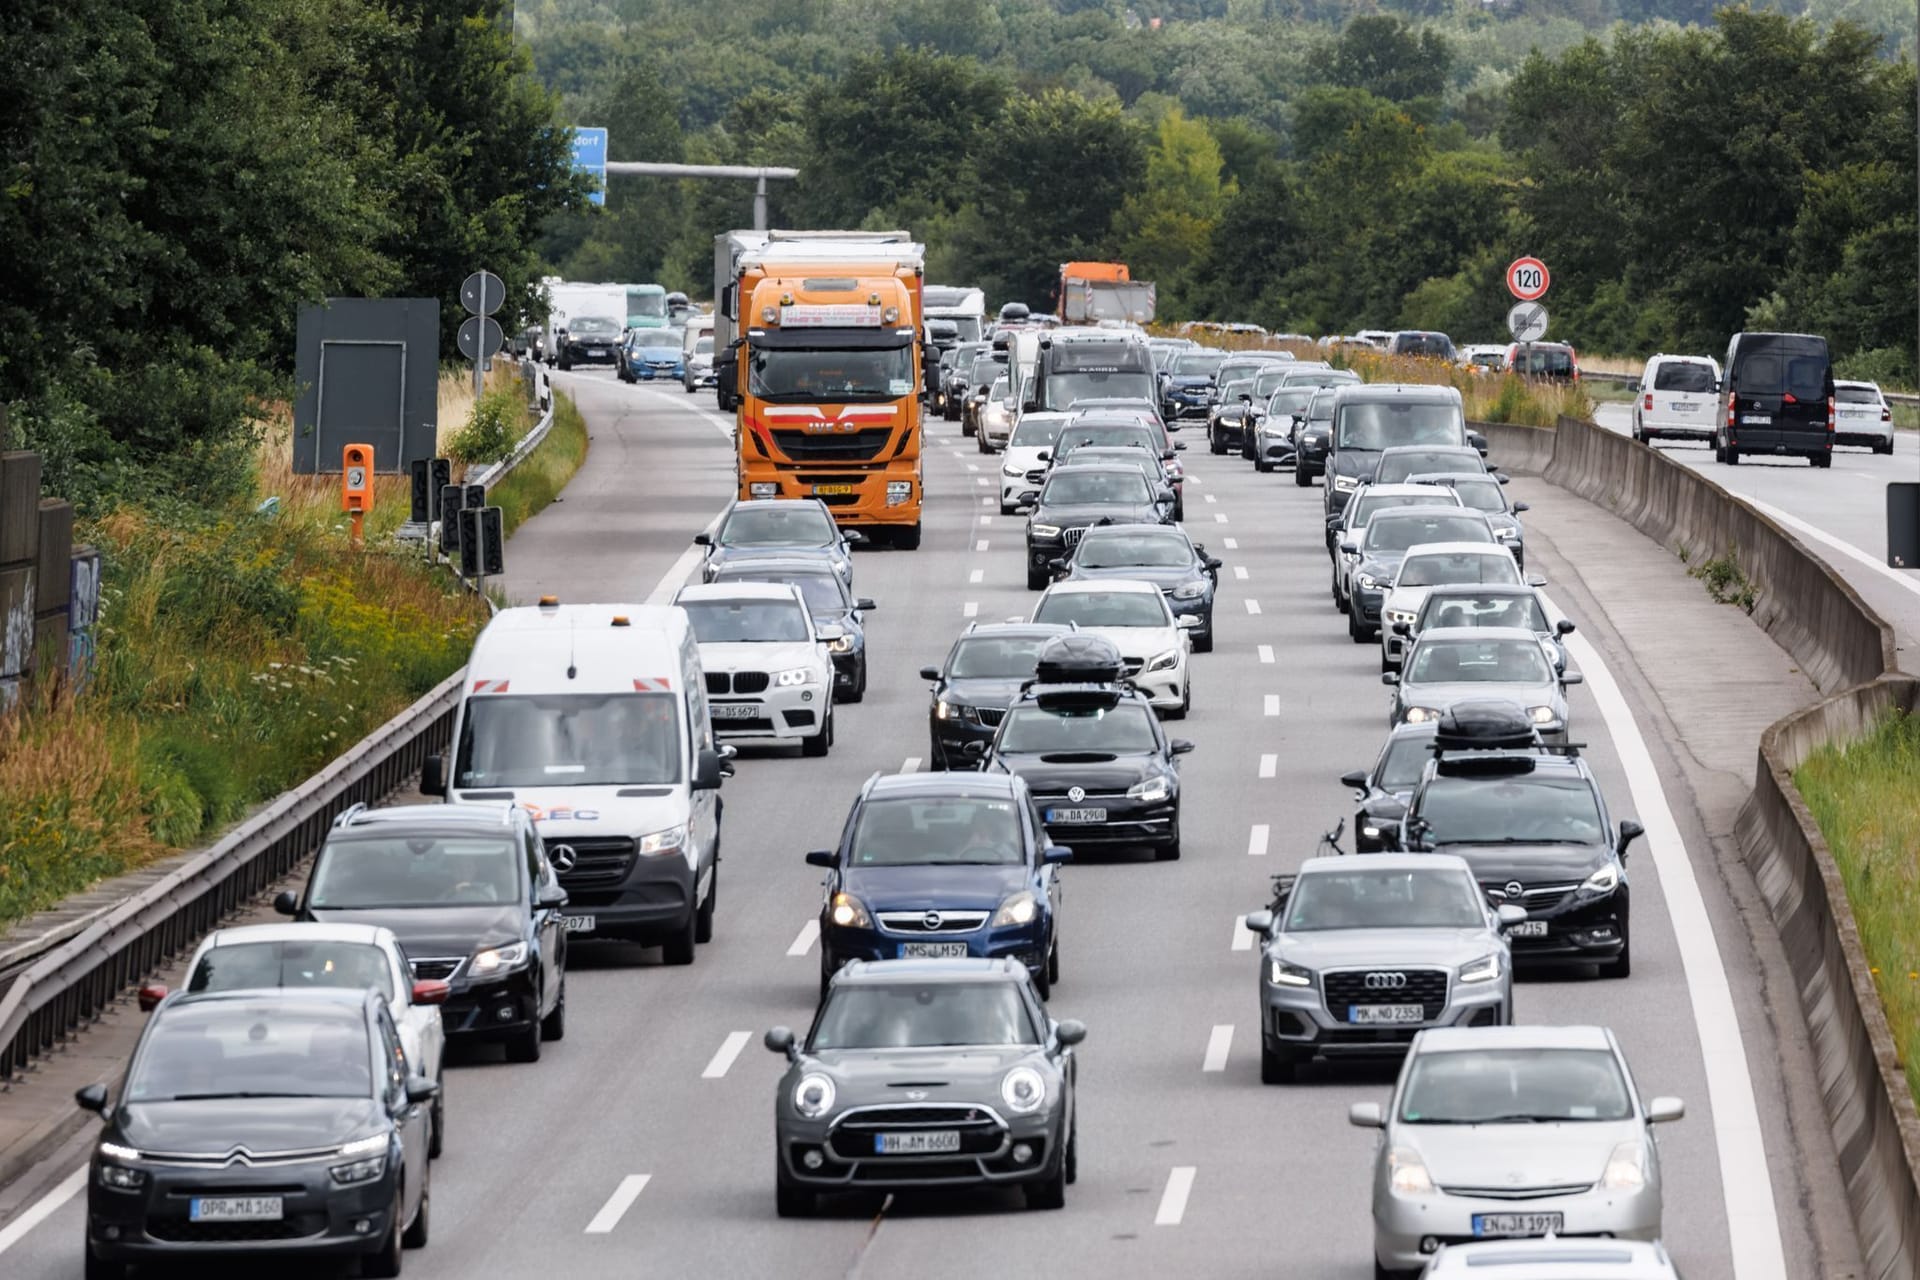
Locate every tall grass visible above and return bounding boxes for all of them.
[491,393,589,537]
[1323,350,1594,427]
[1795,710,1920,1109]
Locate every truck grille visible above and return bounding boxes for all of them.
[769,429,892,462]
[549,836,637,892]
[1322,968,1450,1020]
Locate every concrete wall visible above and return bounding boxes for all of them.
[1472,421,1557,478]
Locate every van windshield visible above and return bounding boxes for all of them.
[455,692,683,788]
[1337,402,1462,451]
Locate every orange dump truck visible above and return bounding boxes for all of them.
[1058,261,1157,325]
[730,232,931,549]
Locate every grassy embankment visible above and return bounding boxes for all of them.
[1794,710,1920,1107]
[0,371,585,928]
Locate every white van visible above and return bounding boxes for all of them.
[423,601,729,965]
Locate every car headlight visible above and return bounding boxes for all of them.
[992,891,1038,926]
[469,940,529,976]
[1388,1145,1436,1196]
[829,892,872,929]
[96,1145,146,1191]
[828,634,856,654]
[793,1073,836,1119]
[1127,773,1171,803]
[1145,648,1179,673]
[1029,523,1061,538]
[1385,609,1417,625]
[831,558,850,577]
[1267,958,1313,987]
[1333,474,1358,492]
[330,1150,388,1185]
[1003,463,1024,477]
[1458,953,1503,984]
[1582,862,1621,894]
[1401,706,1442,724]
[1171,580,1208,600]
[1496,527,1520,540]
[1601,1139,1648,1191]
[639,824,687,856]
[749,483,779,499]
[1304,432,1326,445]
[1356,573,1383,590]
[1001,1066,1047,1114]
[776,667,818,687]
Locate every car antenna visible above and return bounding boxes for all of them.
[567,616,578,681]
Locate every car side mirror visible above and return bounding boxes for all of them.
[137,982,169,1013]
[1042,844,1073,865]
[1047,558,1068,572]
[538,886,570,910]
[857,598,877,612]
[1526,574,1548,587]
[1348,1102,1385,1129]
[1243,909,1275,936]
[1340,769,1368,790]
[1646,1096,1685,1124]
[1627,381,1640,394]
[1157,488,1177,506]
[1174,441,1187,452]
[1495,903,1528,926]
[76,1083,110,1114]
[1204,556,1222,571]
[1555,619,1576,636]
[1170,738,1196,755]
[1055,1019,1088,1047]
[816,623,847,643]
[1391,621,1410,637]
[405,1077,440,1106]
[1561,671,1584,685]
[805,849,836,869]
[692,747,726,792]
[1381,672,1399,686]
[1512,501,1531,513]
[692,532,712,546]
[1467,430,1488,455]
[919,665,941,682]
[764,1026,798,1059]
[1339,540,1358,554]
[420,754,446,798]
[1175,615,1200,630]
[273,890,299,917]
[410,979,451,1006]
[1618,820,1645,854]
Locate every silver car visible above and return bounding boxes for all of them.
[1420,1238,1684,1278]
[1243,855,1520,1083]
[1350,1024,1684,1277]
[1386,627,1580,743]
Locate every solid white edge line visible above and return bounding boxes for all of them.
[1247,824,1270,856]
[1155,1166,1197,1226]
[786,919,820,957]
[644,544,707,606]
[1257,644,1275,664]
[1564,631,1786,1278]
[1201,1024,1234,1072]
[0,1166,86,1255]
[701,1031,752,1080]
[1232,915,1256,951]
[1742,495,1920,600]
[1257,754,1277,778]
[583,1173,652,1234]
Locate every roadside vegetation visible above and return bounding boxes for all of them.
[1794,711,1920,1107]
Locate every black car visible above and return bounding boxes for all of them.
[1339,721,1438,852]
[695,498,853,587]
[982,635,1193,860]
[1021,464,1174,590]
[1340,507,1498,643]
[922,624,1073,770]
[1404,471,1529,570]
[1160,350,1229,420]
[1207,377,1262,454]
[556,315,624,371]
[711,557,877,702]
[78,988,434,1279]
[1054,523,1220,652]
[275,803,568,1064]
[1291,386,1341,485]
[1716,330,1836,467]
[1397,703,1642,976]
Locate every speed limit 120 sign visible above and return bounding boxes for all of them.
[1507,257,1550,302]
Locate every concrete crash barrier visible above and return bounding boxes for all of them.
[1736,675,1920,1280]
[1470,420,1556,478]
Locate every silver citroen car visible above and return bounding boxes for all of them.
[1350,1024,1684,1278]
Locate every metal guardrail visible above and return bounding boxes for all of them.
[468,360,556,490]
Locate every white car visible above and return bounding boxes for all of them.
[1835,379,1895,454]
[1380,542,1527,670]
[1030,578,1195,717]
[1420,1238,1682,1279]
[1630,353,1721,444]
[171,923,450,1157]
[1458,343,1509,374]
[675,582,838,756]
[999,413,1068,514]
[978,375,1016,451]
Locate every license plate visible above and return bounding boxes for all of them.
[711,703,759,720]
[1349,1004,1425,1025]
[875,1129,961,1155]
[1743,414,1772,425]
[1473,1212,1564,1237]
[563,914,596,934]
[902,942,969,959]
[191,1197,283,1222]
[1507,920,1549,938]
[587,348,606,357]
[1047,807,1106,824]
[812,484,856,495]
[1669,401,1698,411]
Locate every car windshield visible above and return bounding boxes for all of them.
[568,316,621,338]
[998,701,1158,754]
[1010,418,1063,448]
[811,982,1039,1050]
[1352,493,1458,526]
[718,505,836,547]
[1337,402,1462,450]
[1290,371,1359,390]
[1407,637,1550,683]
[1172,353,1228,376]
[1365,514,1492,552]
[1399,1048,1633,1124]
[1377,451,1482,483]
[849,796,1025,867]
[456,692,682,788]
[748,346,914,403]
[1066,451,1157,481]
[189,941,395,1001]
[694,337,713,355]
[1438,478,1507,513]
[1058,426,1155,455]
[1836,385,1881,405]
[1306,393,1336,425]
[1421,594,1548,633]
[1076,532,1192,569]
[627,291,667,319]
[127,1002,373,1102]
[1253,369,1293,397]
[716,571,847,614]
[1268,388,1317,417]
[1040,370,1156,410]
[634,332,679,352]
[1653,361,1715,393]
[308,834,522,908]
[1219,378,1255,403]
[682,598,812,643]
[1041,470,1150,506]
[1378,733,1437,791]
[970,356,1003,384]
[1417,774,1606,844]
[1033,590,1166,628]
[948,635,1050,679]
[1398,552,1521,589]
[1285,867,1484,931]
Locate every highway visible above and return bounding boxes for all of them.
[0,373,1838,1277]
[1592,401,1920,661]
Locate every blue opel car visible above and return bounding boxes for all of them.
[808,772,1070,1000]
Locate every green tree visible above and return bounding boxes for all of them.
[1115,109,1235,314]
[1329,15,1452,104]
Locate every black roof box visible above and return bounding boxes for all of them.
[1432,699,1541,752]
[1034,633,1124,685]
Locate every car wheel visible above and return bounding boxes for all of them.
[1023,1158,1067,1211]
[662,901,698,967]
[1191,620,1213,654]
[894,524,922,551]
[1032,958,1051,1002]
[803,711,832,758]
[558,358,572,372]
[402,1164,430,1249]
[1260,1039,1298,1085]
[1000,502,1017,516]
[540,974,567,1041]
[819,950,834,1002]
[977,431,992,454]
[695,862,717,944]
[776,1161,816,1218]
[1173,500,1184,521]
[1254,459,1271,473]
[362,1190,405,1276]
[1875,438,1895,455]
[1209,430,1225,455]
[504,1014,542,1064]
[1026,564,1050,590]
[1333,577,1348,614]
[842,662,866,704]
[1348,610,1371,643]
[1064,1117,1078,1184]
[1812,451,1833,469]
[428,1071,445,1158]
[1163,681,1190,720]
[1155,828,1182,862]
[1599,916,1632,979]
[84,1239,127,1280]
[1376,1260,1417,1280]
[1047,934,1061,985]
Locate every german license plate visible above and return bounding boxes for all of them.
[875,1129,961,1155]
[1473,1211,1563,1237]
[902,942,968,959]
[562,914,596,934]
[1670,401,1698,412]
[587,348,606,357]
[711,703,759,720]
[813,484,856,495]
[1743,414,1772,425]
[1349,1004,1424,1025]
[1047,807,1106,824]
[191,1197,283,1222]
[1507,920,1549,938]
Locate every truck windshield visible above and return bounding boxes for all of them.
[455,692,683,788]
[627,291,667,320]
[946,317,983,343]
[1040,370,1156,410]
[749,346,913,403]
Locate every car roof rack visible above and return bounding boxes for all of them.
[1032,633,1124,685]
[1428,700,1585,761]
[1028,682,1128,711]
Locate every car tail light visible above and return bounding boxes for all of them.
[1643,394,1653,412]
[1828,396,1836,433]
[1883,406,1893,422]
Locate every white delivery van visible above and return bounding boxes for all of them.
[423,601,730,965]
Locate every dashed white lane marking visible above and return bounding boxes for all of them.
[963,602,979,618]
[1257,644,1275,664]
[701,1032,752,1079]
[1155,1167,1197,1226]
[966,464,979,472]
[981,497,993,507]
[901,757,922,773]
[1202,1025,1234,1072]
[1204,493,1218,504]
[1222,537,1238,549]
[584,1174,652,1234]
[1247,824,1270,856]
[1213,513,1228,524]
[1233,566,1249,581]
[976,539,990,552]
[975,477,989,487]
[969,569,984,584]
[1232,915,1257,951]
[1258,754,1277,779]
[787,919,820,957]
[950,449,965,458]
[1244,599,1261,615]
[1263,694,1279,716]
[980,516,993,527]
[0,1167,85,1254]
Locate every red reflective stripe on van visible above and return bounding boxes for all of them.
[633,677,672,691]
[471,679,510,694]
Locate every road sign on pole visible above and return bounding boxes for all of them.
[1506,257,1550,302]
[571,127,609,207]
[1507,302,1549,343]
[460,271,506,317]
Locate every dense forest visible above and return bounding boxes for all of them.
[526,0,1918,382]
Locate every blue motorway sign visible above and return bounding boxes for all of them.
[571,127,608,206]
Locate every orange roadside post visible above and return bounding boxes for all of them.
[341,443,374,546]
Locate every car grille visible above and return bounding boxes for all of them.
[1482,880,1580,908]
[1437,1182,1594,1201]
[1121,658,1144,677]
[876,910,990,934]
[1322,968,1450,1020]
[549,836,637,892]
[828,1105,1006,1160]
[1025,469,1048,484]
[713,715,775,734]
[707,671,771,695]
[769,429,891,462]
[975,707,1006,727]
[147,1216,325,1243]
[408,957,464,982]
[1061,527,1086,548]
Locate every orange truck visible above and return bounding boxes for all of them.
[728,232,931,549]
[1058,261,1157,325]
